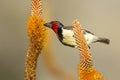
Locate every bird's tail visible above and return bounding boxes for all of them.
[94,37,110,45]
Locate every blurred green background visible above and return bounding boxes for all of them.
[0,0,120,80]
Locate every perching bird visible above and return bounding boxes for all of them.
[44,21,110,48]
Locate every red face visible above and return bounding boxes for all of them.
[51,21,59,34]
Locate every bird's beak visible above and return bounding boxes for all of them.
[44,23,52,28]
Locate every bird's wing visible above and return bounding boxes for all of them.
[63,26,73,30]
[64,26,95,35]
[83,29,95,35]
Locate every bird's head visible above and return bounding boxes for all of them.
[44,21,64,34]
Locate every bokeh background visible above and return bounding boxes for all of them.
[0,0,120,80]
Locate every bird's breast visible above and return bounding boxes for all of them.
[62,29,76,46]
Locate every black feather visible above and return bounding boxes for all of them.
[57,28,63,41]
[95,38,110,45]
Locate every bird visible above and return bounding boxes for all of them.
[44,21,110,48]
